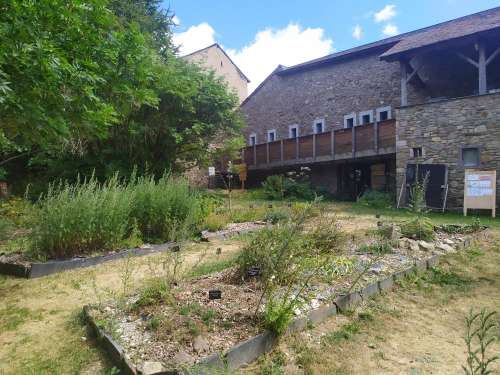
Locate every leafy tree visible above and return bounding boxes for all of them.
[0,0,158,162]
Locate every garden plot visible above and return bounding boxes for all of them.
[85,206,483,374]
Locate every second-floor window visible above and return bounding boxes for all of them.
[359,110,374,125]
[377,106,392,122]
[289,125,299,139]
[344,113,356,128]
[313,120,324,134]
[249,133,257,146]
[267,129,277,142]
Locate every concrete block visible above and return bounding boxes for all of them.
[307,304,337,325]
[333,294,349,312]
[348,292,362,308]
[360,282,379,299]
[378,277,394,292]
[225,331,277,369]
[414,259,427,273]
[287,317,307,334]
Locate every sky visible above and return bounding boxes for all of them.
[166,1,500,92]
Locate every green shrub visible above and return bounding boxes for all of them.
[356,190,393,209]
[264,209,290,224]
[262,175,315,201]
[134,278,171,309]
[203,213,229,232]
[400,217,435,241]
[304,216,346,255]
[130,174,201,242]
[358,240,393,255]
[31,175,133,259]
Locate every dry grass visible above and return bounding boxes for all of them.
[244,231,500,375]
[0,237,243,375]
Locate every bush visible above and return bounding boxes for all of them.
[356,190,393,209]
[262,175,315,201]
[264,209,290,224]
[130,174,202,242]
[31,175,133,259]
[204,213,229,232]
[30,173,206,259]
[304,215,345,255]
[400,217,435,241]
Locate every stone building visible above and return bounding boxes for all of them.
[183,43,249,103]
[240,7,500,210]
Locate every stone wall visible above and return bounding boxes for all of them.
[396,93,500,209]
[241,49,411,144]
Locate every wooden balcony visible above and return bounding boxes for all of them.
[243,119,396,170]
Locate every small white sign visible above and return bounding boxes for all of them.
[208,166,215,176]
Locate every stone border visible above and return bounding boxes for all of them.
[85,236,474,374]
[0,242,178,279]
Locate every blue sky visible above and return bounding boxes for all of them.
[167,1,500,91]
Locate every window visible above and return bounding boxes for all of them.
[267,129,277,142]
[376,106,392,122]
[411,147,423,158]
[289,125,299,139]
[313,119,325,134]
[461,147,480,167]
[344,113,356,128]
[249,133,257,146]
[359,110,374,125]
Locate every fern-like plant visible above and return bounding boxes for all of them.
[463,308,499,375]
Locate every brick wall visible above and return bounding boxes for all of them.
[396,93,500,209]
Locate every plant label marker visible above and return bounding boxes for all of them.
[246,266,262,278]
[209,290,222,300]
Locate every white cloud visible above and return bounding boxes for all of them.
[374,5,397,23]
[382,23,399,36]
[172,15,180,26]
[173,22,216,55]
[352,24,363,40]
[227,24,334,93]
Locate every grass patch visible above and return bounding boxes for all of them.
[0,305,42,331]
[321,321,361,346]
[189,256,238,278]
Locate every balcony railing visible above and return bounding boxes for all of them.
[243,119,396,169]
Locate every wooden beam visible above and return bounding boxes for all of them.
[374,119,379,154]
[486,46,500,65]
[295,137,299,160]
[253,144,257,166]
[400,61,408,106]
[457,52,479,68]
[266,142,270,164]
[312,134,316,160]
[351,126,356,158]
[331,130,335,159]
[406,61,423,83]
[280,140,284,163]
[478,42,487,95]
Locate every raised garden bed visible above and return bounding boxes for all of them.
[84,228,482,374]
[0,242,178,279]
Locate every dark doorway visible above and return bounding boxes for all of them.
[405,164,447,209]
[338,164,372,200]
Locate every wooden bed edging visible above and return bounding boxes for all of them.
[85,236,474,374]
[0,242,178,279]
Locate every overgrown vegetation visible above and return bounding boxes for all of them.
[30,174,203,259]
[356,190,393,209]
[261,173,315,201]
[400,216,435,241]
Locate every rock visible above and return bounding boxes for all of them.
[370,263,386,274]
[408,240,419,252]
[418,241,435,251]
[443,239,454,245]
[140,361,166,375]
[173,351,195,365]
[388,224,401,240]
[193,335,210,353]
[437,243,455,253]
[398,239,408,249]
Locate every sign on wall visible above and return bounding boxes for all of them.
[464,169,496,218]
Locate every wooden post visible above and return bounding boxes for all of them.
[400,60,408,106]
[313,133,317,160]
[351,126,356,158]
[374,119,379,154]
[253,144,257,166]
[266,142,270,165]
[331,130,335,159]
[478,42,487,95]
[280,139,284,163]
[295,137,299,160]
